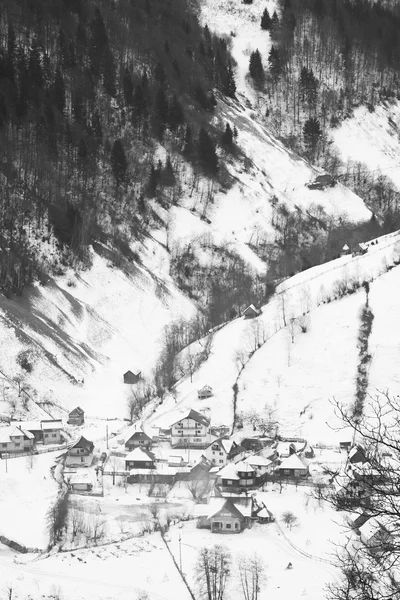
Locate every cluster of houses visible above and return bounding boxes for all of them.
[0,419,63,456]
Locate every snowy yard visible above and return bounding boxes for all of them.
[0,452,59,549]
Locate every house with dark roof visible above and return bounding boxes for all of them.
[68,407,85,426]
[65,436,94,467]
[170,409,211,448]
[359,518,393,556]
[194,496,253,533]
[243,304,261,319]
[123,370,141,384]
[125,426,152,451]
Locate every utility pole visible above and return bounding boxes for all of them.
[5,452,8,473]
[106,424,109,449]
[179,534,182,572]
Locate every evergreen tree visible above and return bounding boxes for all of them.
[183,124,194,156]
[268,45,282,80]
[303,117,322,155]
[132,84,148,121]
[147,164,159,197]
[249,49,264,81]
[162,156,176,186]
[154,87,169,137]
[221,122,233,146]
[198,127,218,173]
[168,95,184,131]
[53,70,66,115]
[89,8,108,75]
[102,45,116,96]
[221,62,236,98]
[271,11,280,29]
[110,139,128,186]
[123,67,134,106]
[261,8,272,30]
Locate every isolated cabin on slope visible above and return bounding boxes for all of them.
[68,406,85,426]
[243,304,261,318]
[198,385,213,399]
[123,370,141,384]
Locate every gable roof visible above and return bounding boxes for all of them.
[198,385,212,393]
[124,370,141,377]
[235,460,255,473]
[342,244,350,251]
[245,455,272,467]
[279,454,308,470]
[217,463,240,480]
[359,517,390,541]
[0,426,33,443]
[207,438,235,454]
[125,447,155,462]
[243,304,260,315]
[171,409,210,427]
[194,497,249,520]
[12,420,41,431]
[68,435,94,452]
[69,406,84,416]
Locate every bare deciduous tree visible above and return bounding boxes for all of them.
[281,511,298,529]
[237,553,266,600]
[185,478,208,502]
[196,544,232,600]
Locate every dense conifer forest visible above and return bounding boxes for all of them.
[0,0,235,293]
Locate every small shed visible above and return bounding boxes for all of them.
[123,370,141,384]
[168,455,184,467]
[68,407,85,426]
[243,304,261,319]
[340,244,350,257]
[307,174,336,190]
[69,473,93,492]
[198,385,213,399]
[255,504,274,523]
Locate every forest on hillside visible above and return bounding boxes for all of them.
[0,0,235,294]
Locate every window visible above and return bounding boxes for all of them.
[52,434,57,438]
[81,457,84,462]
[2,443,7,448]
[219,460,223,464]
[225,523,231,529]
[235,523,239,530]
[212,459,216,463]
[219,452,223,456]
[139,440,143,444]
[227,479,233,485]
[44,433,48,438]
[15,443,20,447]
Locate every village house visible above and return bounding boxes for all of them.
[276,454,309,478]
[123,370,141,384]
[244,454,274,476]
[205,438,246,467]
[243,304,261,319]
[216,461,256,491]
[170,409,211,448]
[194,496,253,533]
[12,420,42,442]
[67,407,85,426]
[307,174,336,190]
[125,447,156,470]
[42,420,63,445]
[65,436,94,467]
[275,441,297,459]
[0,426,35,455]
[359,517,393,556]
[198,385,213,399]
[125,426,152,451]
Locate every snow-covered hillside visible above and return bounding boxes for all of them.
[333,100,400,190]
[147,230,400,445]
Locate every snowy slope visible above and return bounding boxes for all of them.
[332,100,400,190]
[147,230,400,444]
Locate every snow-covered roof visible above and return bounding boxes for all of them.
[12,420,41,431]
[257,507,272,519]
[278,454,308,470]
[217,463,240,480]
[245,455,272,467]
[207,437,235,454]
[69,472,91,484]
[41,420,63,431]
[236,460,255,473]
[359,517,389,541]
[243,304,260,315]
[0,426,32,443]
[342,244,350,250]
[68,436,94,452]
[168,455,184,465]
[69,406,84,416]
[125,447,155,462]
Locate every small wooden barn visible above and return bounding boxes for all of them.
[243,304,261,319]
[123,370,141,384]
[68,406,85,426]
